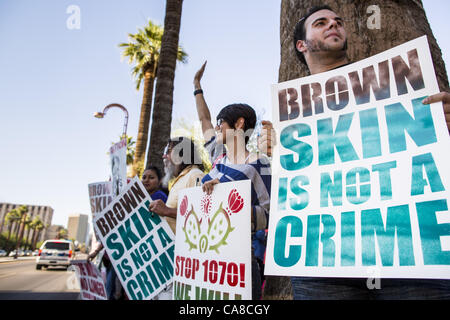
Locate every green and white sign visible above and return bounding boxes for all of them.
[265,36,450,279]
[93,176,175,299]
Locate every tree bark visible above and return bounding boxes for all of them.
[146,0,184,174]
[267,0,449,300]
[132,59,157,177]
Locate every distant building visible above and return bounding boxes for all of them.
[0,202,53,244]
[67,214,88,245]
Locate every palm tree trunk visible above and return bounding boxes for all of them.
[25,226,31,250]
[15,214,27,250]
[0,217,5,234]
[146,0,184,173]
[34,230,42,248]
[14,222,20,241]
[132,60,157,177]
[7,224,12,241]
[32,230,37,250]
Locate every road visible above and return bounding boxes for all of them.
[0,257,81,300]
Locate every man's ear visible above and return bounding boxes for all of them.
[235,117,245,130]
[296,40,307,53]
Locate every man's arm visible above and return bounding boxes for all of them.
[257,120,277,157]
[194,61,215,142]
[87,242,103,261]
[149,199,177,219]
[422,92,450,132]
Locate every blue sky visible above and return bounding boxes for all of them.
[0,0,448,229]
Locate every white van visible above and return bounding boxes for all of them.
[36,240,74,270]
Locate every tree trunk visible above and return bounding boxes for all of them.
[32,230,38,250]
[35,230,42,248]
[279,0,448,90]
[132,59,157,177]
[267,0,450,300]
[14,222,20,241]
[15,214,27,250]
[146,0,184,174]
[7,224,12,241]
[25,226,31,249]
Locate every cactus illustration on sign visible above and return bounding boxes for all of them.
[182,188,243,253]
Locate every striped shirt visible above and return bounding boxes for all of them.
[202,137,271,232]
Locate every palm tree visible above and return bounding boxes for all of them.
[14,205,28,256]
[5,209,20,241]
[23,215,32,250]
[29,217,39,249]
[146,0,185,174]
[32,219,45,250]
[57,227,68,240]
[119,20,188,177]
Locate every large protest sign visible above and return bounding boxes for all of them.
[173,180,252,300]
[71,259,108,300]
[110,138,127,197]
[93,176,175,300]
[265,36,450,279]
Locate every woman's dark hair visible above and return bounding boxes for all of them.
[167,136,205,172]
[145,165,162,181]
[216,103,256,144]
[293,5,333,65]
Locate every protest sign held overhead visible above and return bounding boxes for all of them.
[71,259,108,300]
[110,138,127,197]
[93,176,175,300]
[173,180,252,300]
[265,36,450,279]
[88,181,113,216]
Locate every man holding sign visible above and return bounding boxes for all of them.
[264,5,450,299]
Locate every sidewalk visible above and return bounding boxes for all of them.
[0,256,36,264]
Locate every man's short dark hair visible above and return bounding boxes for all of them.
[216,103,257,144]
[293,5,333,65]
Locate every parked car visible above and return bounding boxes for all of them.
[36,240,74,270]
[0,249,7,257]
[8,249,24,257]
[32,250,39,256]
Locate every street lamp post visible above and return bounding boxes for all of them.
[94,103,129,139]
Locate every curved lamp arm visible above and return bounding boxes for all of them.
[94,103,129,139]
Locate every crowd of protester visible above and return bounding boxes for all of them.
[88,4,450,300]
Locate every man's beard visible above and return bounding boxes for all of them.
[304,38,348,54]
[162,159,177,189]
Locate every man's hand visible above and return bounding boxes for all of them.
[422,92,450,132]
[87,251,97,261]
[194,61,207,89]
[257,120,277,157]
[87,243,103,261]
[149,199,168,217]
[202,178,220,195]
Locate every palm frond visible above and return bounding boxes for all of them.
[118,18,188,89]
